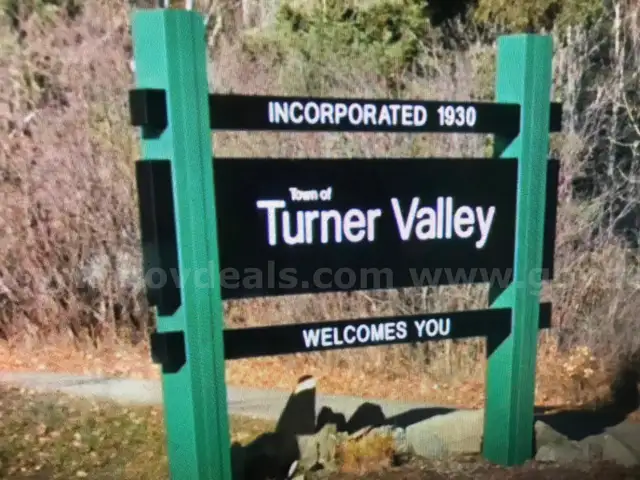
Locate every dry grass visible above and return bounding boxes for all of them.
[0,0,639,413]
[0,383,278,479]
[0,385,168,479]
[337,431,399,474]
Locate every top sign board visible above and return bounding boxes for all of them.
[129,90,562,135]
[209,94,522,135]
[214,157,559,300]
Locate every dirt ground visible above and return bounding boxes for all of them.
[330,459,640,479]
[3,383,639,480]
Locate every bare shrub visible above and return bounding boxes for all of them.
[0,1,146,341]
[546,2,640,365]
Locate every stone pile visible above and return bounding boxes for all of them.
[232,376,640,479]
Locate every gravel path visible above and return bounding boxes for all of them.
[0,371,430,421]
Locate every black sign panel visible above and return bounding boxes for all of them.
[214,157,558,300]
[223,303,552,359]
[210,94,521,135]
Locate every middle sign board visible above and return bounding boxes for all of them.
[214,157,559,300]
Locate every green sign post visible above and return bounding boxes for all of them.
[484,35,554,465]
[131,11,232,479]
[129,8,560,479]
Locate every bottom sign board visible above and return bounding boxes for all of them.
[223,303,552,359]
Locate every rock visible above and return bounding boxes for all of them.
[405,409,484,459]
[391,426,411,460]
[535,420,571,448]
[535,441,593,464]
[286,460,304,480]
[534,421,608,465]
[534,421,639,467]
[534,420,595,465]
[296,422,340,473]
[390,426,411,464]
[598,433,640,467]
[575,436,605,462]
[316,423,340,468]
[406,429,447,458]
[602,422,640,466]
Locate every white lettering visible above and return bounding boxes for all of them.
[257,200,382,246]
[366,209,382,241]
[304,102,320,124]
[343,209,367,243]
[413,105,428,126]
[363,104,376,125]
[256,200,286,246]
[282,211,305,245]
[332,327,344,346]
[319,187,333,201]
[304,210,319,244]
[401,105,413,126]
[356,325,370,343]
[453,206,475,239]
[267,101,432,129]
[413,318,451,338]
[414,319,425,337]
[391,197,419,241]
[396,321,408,340]
[300,321,410,349]
[383,322,396,341]
[370,323,385,342]
[392,197,496,248]
[335,103,347,123]
[425,318,439,336]
[378,105,391,126]
[414,206,437,241]
[348,104,363,124]
[389,104,400,125]
[289,187,319,202]
[268,101,275,123]
[440,318,451,336]
[475,206,495,249]
[290,101,303,124]
[320,103,333,124]
[258,194,495,250]
[273,102,288,123]
[437,105,477,128]
[344,325,356,344]
[320,210,342,244]
[321,327,332,346]
[302,328,321,348]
